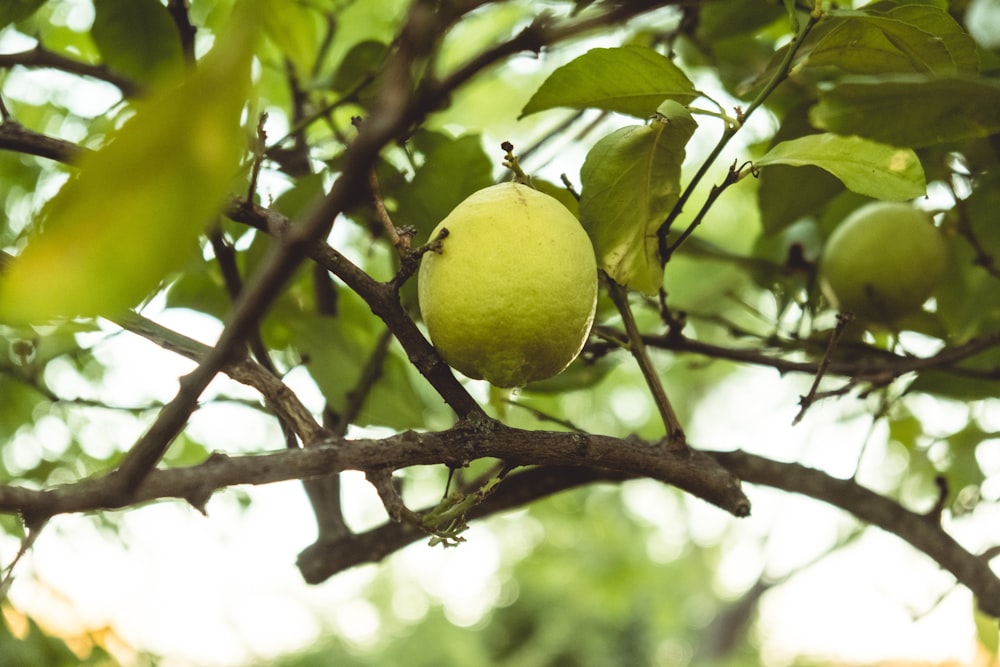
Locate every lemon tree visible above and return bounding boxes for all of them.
[1,1,1000,664]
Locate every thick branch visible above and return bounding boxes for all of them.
[2,426,748,522]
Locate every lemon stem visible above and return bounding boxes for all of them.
[501,140,531,185]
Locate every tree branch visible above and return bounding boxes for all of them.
[0,121,84,163]
[6,432,997,615]
[0,46,140,96]
[2,426,748,523]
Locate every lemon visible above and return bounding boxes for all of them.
[819,202,947,322]
[418,182,598,388]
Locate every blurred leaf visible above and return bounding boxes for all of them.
[810,75,1000,148]
[975,599,1000,653]
[531,179,579,218]
[91,0,184,83]
[909,359,1000,401]
[782,0,799,31]
[0,0,45,28]
[363,346,433,429]
[284,292,427,430]
[579,102,697,294]
[0,1,260,324]
[758,164,843,234]
[331,40,389,97]
[934,186,1000,339]
[808,8,965,75]
[520,354,618,395]
[163,258,231,323]
[393,131,494,239]
[520,45,699,119]
[696,0,785,41]
[757,133,925,201]
[0,606,112,666]
[0,378,42,446]
[262,0,319,78]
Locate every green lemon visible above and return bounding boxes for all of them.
[418,182,598,388]
[819,202,947,322]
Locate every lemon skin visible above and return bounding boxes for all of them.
[819,202,947,322]
[418,182,598,388]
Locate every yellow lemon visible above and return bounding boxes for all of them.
[418,182,598,388]
[820,202,947,322]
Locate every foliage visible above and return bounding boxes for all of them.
[0,0,998,663]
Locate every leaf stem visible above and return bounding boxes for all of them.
[655,8,823,263]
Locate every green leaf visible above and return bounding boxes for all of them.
[974,600,1000,656]
[392,131,494,239]
[810,75,1000,148]
[758,164,843,234]
[283,294,428,430]
[331,40,389,94]
[757,134,925,201]
[0,0,45,29]
[757,106,845,234]
[909,362,1000,401]
[262,0,319,78]
[91,0,184,83]
[579,102,697,294]
[0,0,260,324]
[885,4,979,72]
[782,0,799,31]
[808,10,960,75]
[520,45,699,119]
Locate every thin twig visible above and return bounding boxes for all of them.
[793,311,855,424]
[247,112,269,202]
[605,276,686,449]
[663,160,754,262]
[0,46,140,96]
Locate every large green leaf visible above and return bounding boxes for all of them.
[0,0,260,324]
[91,0,184,83]
[808,7,971,75]
[520,45,699,119]
[884,4,979,72]
[579,102,697,294]
[810,75,1000,148]
[756,133,925,201]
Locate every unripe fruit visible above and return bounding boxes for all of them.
[819,202,947,322]
[418,182,598,388]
